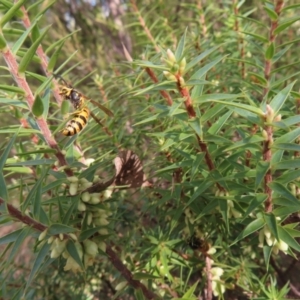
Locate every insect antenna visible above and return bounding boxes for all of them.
[53,73,72,88]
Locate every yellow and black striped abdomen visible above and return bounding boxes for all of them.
[61,107,90,136]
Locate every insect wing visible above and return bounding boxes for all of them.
[89,99,114,117]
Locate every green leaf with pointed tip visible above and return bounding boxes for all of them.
[32,95,44,117]
[66,240,84,269]
[11,18,40,54]
[18,25,51,73]
[269,181,299,204]
[175,28,187,61]
[231,218,265,245]
[182,281,199,298]
[274,17,300,35]
[79,227,107,241]
[45,30,80,54]
[188,117,201,137]
[0,0,26,28]
[265,42,275,60]
[185,45,221,73]
[263,5,278,20]
[48,224,77,235]
[208,111,232,135]
[243,194,267,218]
[0,229,24,245]
[269,81,295,115]
[241,31,268,42]
[274,159,300,170]
[255,161,270,190]
[47,41,65,72]
[263,245,272,271]
[204,100,264,116]
[272,143,300,152]
[22,168,47,212]
[24,241,51,293]
[278,226,300,252]
[226,135,265,151]
[0,85,25,94]
[6,227,32,267]
[0,133,17,199]
[190,56,226,82]
[0,34,7,49]
[264,213,279,240]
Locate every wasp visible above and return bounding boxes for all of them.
[56,75,113,136]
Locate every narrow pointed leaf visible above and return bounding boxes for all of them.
[0,0,26,28]
[18,25,51,73]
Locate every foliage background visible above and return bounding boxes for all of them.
[1,0,300,299]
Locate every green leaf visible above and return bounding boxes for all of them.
[265,42,275,60]
[269,181,299,204]
[66,240,84,269]
[47,41,65,72]
[48,224,77,235]
[269,81,295,115]
[185,45,221,73]
[0,229,24,245]
[188,117,201,137]
[264,213,279,240]
[6,227,32,267]
[0,34,7,49]
[208,110,232,135]
[274,159,300,170]
[272,143,300,152]
[182,281,198,298]
[278,226,300,252]
[190,153,205,181]
[32,179,42,220]
[175,28,187,61]
[0,85,25,94]
[255,161,270,190]
[0,0,26,28]
[202,99,264,116]
[225,135,265,151]
[79,226,106,241]
[190,56,226,82]
[263,5,278,20]
[274,17,300,35]
[18,25,51,73]
[232,218,265,245]
[263,245,272,271]
[0,133,17,199]
[241,31,268,42]
[12,19,41,54]
[25,242,51,293]
[32,95,44,117]
[243,194,267,218]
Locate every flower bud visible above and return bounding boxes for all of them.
[265,104,274,123]
[38,229,48,241]
[211,267,224,278]
[69,233,78,241]
[83,239,98,257]
[179,57,186,74]
[67,176,79,183]
[90,193,101,204]
[163,71,177,81]
[166,49,176,63]
[69,182,78,195]
[81,192,91,203]
[98,241,106,253]
[274,114,281,122]
[277,239,288,253]
[78,201,86,211]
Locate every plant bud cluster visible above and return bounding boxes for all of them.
[211,267,226,297]
[258,221,288,254]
